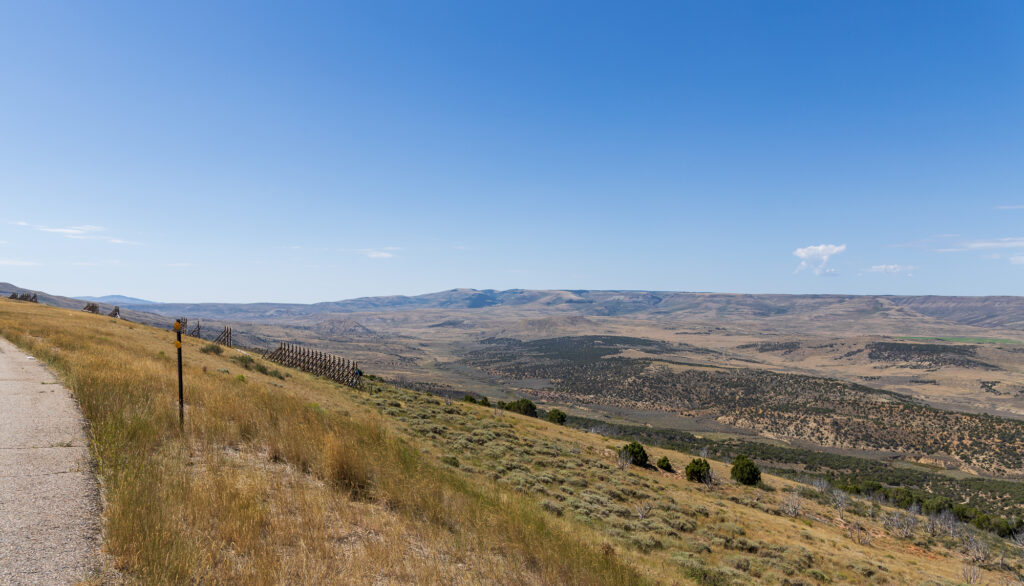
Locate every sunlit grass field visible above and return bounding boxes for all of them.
[1,298,1018,584]
[0,300,644,584]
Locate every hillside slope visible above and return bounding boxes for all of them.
[0,299,1019,584]
[0,282,168,326]
[93,287,1024,331]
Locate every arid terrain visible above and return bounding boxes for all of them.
[22,287,1020,465]
[3,295,1024,584]
[6,284,1024,533]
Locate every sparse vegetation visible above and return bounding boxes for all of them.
[230,353,285,380]
[898,336,1020,345]
[2,299,1019,584]
[730,455,760,486]
[686,458,711,483]
[502,398,538,417]
[656,456,673,472]
[565,413,1024,538]
[866,341,998,369]
[620,441,649,468]
[199,343,223,355]
[465,336,1024,474]
[546,408,567,425]
[0,301,645,584]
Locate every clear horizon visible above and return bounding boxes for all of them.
[2,2,1022,303]
[54,287,1024,306]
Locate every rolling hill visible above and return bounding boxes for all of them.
[95,287,1024,332]
[1,297,1021,584]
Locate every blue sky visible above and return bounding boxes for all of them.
[1,1,1022,302]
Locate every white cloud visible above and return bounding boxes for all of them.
[17,222,138,245]
[794,243,846,275]
[961,237,1024,250]
[1011,255,1024,265]
[0,259,39,266]
[865,264,914,276]
[73,259,120,267]
[37,224,105,236]
[345,247,400,259]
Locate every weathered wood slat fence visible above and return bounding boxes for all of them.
[262,343,361,387]
[177,318,232,348]
[172,318,360,385]
[212,326,232,347]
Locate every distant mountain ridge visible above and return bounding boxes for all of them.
[76,295,158,305]
[83,287,1024,331]
[0,283,169,326]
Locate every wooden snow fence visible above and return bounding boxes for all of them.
[262,343,361,387]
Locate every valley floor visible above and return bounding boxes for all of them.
[0,298,1021,584]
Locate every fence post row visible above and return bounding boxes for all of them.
[175,317,232,348]
[212,326,232,347]
[262,342,360,387]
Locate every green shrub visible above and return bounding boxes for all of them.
[630,532,662,552]
[503,398,538,417]
[199,343,223,355]
[676,556,745,585]
[230,355,256,370]
[462,395,478,404]
[656,456,673,472]
[731,455,761,486]
[621,442,648,467]
[440,455,460,468]
[228,355,284,379]
[478,396,490,407]
[685,458,711,483]
[540,500,564,516]
[546,409,567,424]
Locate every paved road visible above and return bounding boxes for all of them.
[0,337,100,585]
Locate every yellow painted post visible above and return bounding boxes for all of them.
[174,320,184,428]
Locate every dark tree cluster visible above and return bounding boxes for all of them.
[8,292,38,302]
[685,458,710,482]
[564,413,1024,540]
[463,336,1024,474]
[866,342,998,370]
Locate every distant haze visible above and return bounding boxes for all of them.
[75,295,157,305]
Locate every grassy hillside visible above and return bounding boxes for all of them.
[463,336,1024,475]
[89,287,1024,332]
[0,298,1020,584]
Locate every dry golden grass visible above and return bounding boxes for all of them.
[0,300,645,585]
[342,377,1022,584]
[4,298,1021,585]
